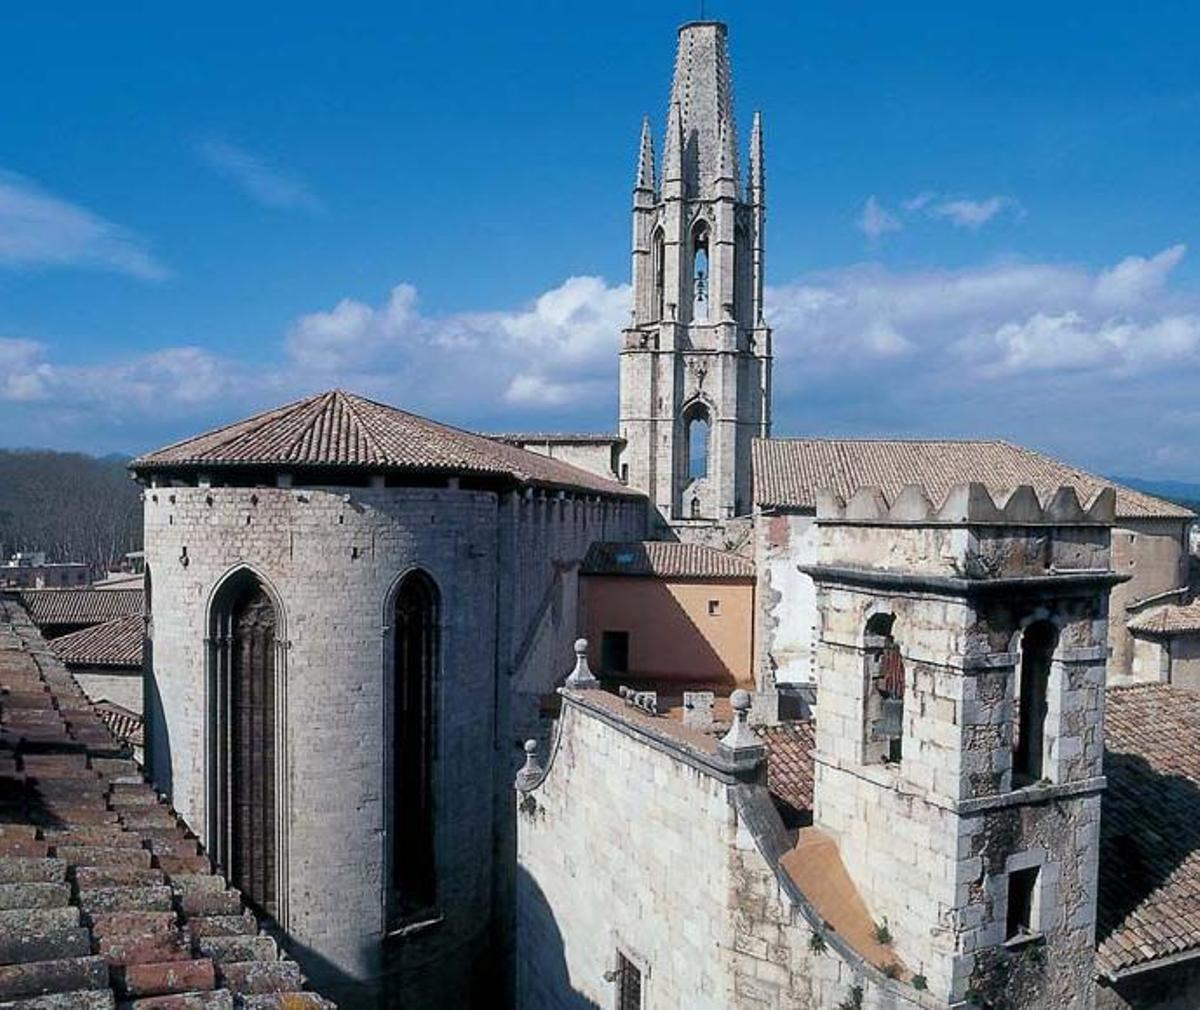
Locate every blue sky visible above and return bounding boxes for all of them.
[2,1,1199,479]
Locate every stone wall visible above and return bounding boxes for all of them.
[71,666,143,713]
[517,691,936,1010]
[808,487,1110,1007]
[143,481,644,1008]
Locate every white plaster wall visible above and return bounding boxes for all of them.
[756,511,818,687]
[72,667,143,713]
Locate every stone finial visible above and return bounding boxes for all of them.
[564,638,600,690]
[719,689,765,762]
[515,739,543,792]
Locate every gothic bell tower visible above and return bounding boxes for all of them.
[617,20,772,533]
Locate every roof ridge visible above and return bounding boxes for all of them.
[333,390,388,465]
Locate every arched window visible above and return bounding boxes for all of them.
[652,227,665,321]
[391,570,439,920]
[864,613,904,765]
[1014,621,1057,784]
[692,221,710,321]
[685,404,711,481]
[209,571,279,917]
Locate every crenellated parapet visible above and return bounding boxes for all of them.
[811,482,1117,583]
[816,481,1116,526]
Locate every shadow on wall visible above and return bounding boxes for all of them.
[516,862,600,1010]
[584,576,751,686]
[142,634,172,800]
[1098,749,1200,962]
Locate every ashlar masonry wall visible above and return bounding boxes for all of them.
[517,690,937,1010]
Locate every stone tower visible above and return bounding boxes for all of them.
[806,483,1116,1006]
[618,21,771,533]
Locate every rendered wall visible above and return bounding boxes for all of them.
[581,574,754,685]
[71,666,143,713]
[755,511,819,687]
[1109,519,1188,681]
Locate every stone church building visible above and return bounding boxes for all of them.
[132,18,1200,1010]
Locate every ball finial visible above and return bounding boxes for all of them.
[730,688,752,714]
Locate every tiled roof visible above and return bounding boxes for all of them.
[19,589,143,628]
[1128,600,1200,637]
[581,541,754,579]
[1099,684,1200,977]
[94,700,144,748]
[759,721,814,826]
[488,433,624,444]
[49,615,144,667]
[132,390,639,498]
[0,599,336,1008]
[752,438,1193,520]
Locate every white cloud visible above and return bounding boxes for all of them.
[927,195,1017,229]
[0,171,168,280]
[197,139,322,213]
[2,248,1197,479]
[857,196,902,242]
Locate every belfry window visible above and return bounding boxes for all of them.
[391,570,439,921]
[692,222,710,321]
[1014,621,1056,784]
[685,404,711,481]
[864,613,904,765]
[652,227,665,321]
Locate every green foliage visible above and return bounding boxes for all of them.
[912,973,928,991]
[0,450,140,572]
[807,932,827,954]
[873,919,893,945]
[836,986,864,1010]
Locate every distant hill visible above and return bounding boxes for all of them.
[0,450,142,573]
[1110,476,1200,513]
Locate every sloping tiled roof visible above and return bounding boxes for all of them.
[581,540,754,579]
[759,721,815,826]
[752,438,1192,520]
[49,615,143,667]
[131,389,639,498]
[0,599,336,1007]
[1099,684,1200,977]
[489,433,623,445]
[94,700,144,747]
[19,589,143,628]
[1128,600,1200,637]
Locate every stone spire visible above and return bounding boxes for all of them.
[749,110,765,204]
[668,21,739,196]
[635,116,656,194]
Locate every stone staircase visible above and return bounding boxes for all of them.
[0,598,335,1010]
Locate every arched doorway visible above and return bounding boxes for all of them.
[209,571,281,918]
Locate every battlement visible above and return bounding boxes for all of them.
[816,482,1116,527]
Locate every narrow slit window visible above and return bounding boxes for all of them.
[692,223,710,321]
[652,228,665,321]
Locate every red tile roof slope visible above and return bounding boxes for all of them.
[1128,600,1200,637]
[758,721,814,826]
[131,390,640,498]
[49,616,144,668]
[20,590,143,629]
[0,598,336,1008]
[752,438,1192,520]
[581,541,754,579]
[1099,684,1200,977]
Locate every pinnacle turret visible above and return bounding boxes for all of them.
[635,116,655,193]
[663,101,684,185]
[749,111,765,203]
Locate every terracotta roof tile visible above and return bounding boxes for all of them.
[19,590,143,628]
[132,390,640,498]
[581,541,754,579]
[0,599,335,1008]
[752,438,1192,520]
[1128,600,1200,637]
[758,721,814,825]
[1098,684,1200,977]
[49,616,143,668]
